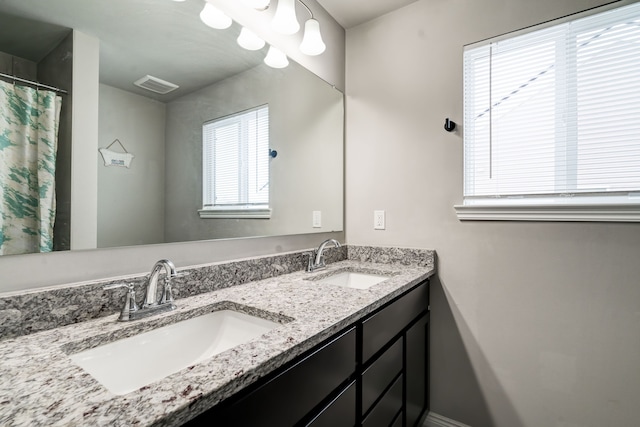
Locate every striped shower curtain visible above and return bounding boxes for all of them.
[0,79,62,255]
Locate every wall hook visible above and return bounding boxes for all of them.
[444,118,456,132]
[269,149,278,158]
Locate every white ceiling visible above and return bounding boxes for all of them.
[316,0,419,28]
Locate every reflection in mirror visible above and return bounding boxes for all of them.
[0,0,344,256]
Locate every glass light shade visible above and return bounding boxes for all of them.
[299,18,326,56]
[264,46,289,68]
[241,0,270,10]
[199,3,232,30]
[237,27,266,51]
[271,0,299,35]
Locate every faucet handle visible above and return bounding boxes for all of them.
[104,283,134,291]
[160,271,188,305]
[104,283,138,321]
[307,251,326,272]
[161,276,176,305]
[172,271,189,279]
[307,252,315,272]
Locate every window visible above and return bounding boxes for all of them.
[200,105,270,219]
[457,1,640,222]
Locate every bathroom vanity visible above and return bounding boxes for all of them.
[0,246,434,426]
[187,278,429,426]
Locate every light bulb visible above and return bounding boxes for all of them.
[264,46,289,68]
[241,0,270,10]
[199,3,232,30]
[271,0,299,35]
[300,18,326,56]
[237,27,266,51]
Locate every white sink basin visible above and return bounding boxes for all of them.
[69,310,280,395]
[318,271,390,289]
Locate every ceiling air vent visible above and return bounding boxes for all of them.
[133,75,179,94]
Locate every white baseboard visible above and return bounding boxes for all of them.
[423,412,472,427]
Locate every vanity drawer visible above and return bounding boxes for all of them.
[306,380,356,427]
[362,375,403,427]
[362,338,402,415]
[362,280,429,362]
[190,327,356,426]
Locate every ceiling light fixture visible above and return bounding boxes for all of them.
[264,46,289,68]
[298,1,325,56]
[237,27,266,51]
[270,0,325,55]
[300,18,325,55]
[271,0,300,35]
[172,0,326,69]
[199,2,232,30]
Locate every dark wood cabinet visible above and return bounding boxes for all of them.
[406,313,429,426]
[185,279,429,427]
[359,280,429,426]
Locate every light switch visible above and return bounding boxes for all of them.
[313,211,322,228]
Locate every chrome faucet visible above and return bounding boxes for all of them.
[104,259,188,322]
[307,239,341,272]
[144,259,178,308]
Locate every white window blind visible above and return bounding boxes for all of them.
[461,2,640,220]
[202,105,270,216]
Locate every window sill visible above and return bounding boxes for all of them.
[198,207,271,219]
[454,203,640,222]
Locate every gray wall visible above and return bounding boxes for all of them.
[345,1,640,426]
[0,51,36,79]
[164,62,343,242]
[98,84,166,248]
[69,30,99,251]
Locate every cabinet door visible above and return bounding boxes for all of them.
[406,312,429,426]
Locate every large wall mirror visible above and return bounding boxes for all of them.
[0,0,344,257]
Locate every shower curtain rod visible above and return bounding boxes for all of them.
[0,71,68,94]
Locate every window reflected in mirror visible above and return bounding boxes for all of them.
[201,105,271,219]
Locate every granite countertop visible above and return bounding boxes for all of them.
[0,259,434,426]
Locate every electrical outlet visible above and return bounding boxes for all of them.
[374,210,385,230]
[313,211,322,228]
